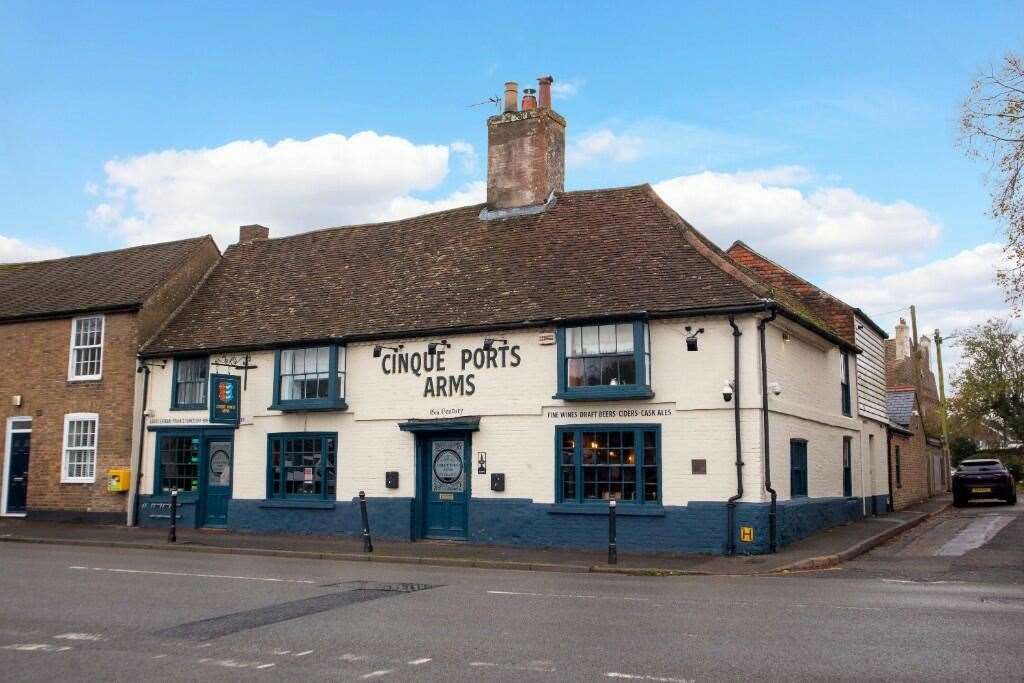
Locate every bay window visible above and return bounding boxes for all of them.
[270,345,346,411]
[555,320,653,400]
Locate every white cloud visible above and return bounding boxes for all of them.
[449,140,478,173]
[551,79,584,100]
[567,119,766,169]
[653,168,942,272]
[88,132,462,245]
[0,234,66,263]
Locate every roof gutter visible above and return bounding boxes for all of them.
[0,303,141,325]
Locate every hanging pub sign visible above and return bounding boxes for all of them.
[209,374,241,425]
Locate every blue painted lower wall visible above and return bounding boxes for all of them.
[137,494,869,555]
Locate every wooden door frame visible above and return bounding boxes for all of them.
[1,416,31,517]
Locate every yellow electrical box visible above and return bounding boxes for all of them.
[107,468,130,493]
[739,526,755,543]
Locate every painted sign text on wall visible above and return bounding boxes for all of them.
[379,345,522,397]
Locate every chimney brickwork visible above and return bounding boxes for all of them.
[239,224,269,242]
[486,75,565,211]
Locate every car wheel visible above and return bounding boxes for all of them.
[1008,491,1018,506]
[953,495,966,507]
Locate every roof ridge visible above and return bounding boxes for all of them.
[0,235,210,268]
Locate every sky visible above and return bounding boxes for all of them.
[2,1,1022,377]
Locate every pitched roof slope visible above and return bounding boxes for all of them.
[0,236,215,323]
[145,185,853,355]
[726,241,885,344]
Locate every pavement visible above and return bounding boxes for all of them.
[0,497,1020,682]
[0,496,952,576]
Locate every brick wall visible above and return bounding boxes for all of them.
[0,312,139,519]
[889,412,931,510]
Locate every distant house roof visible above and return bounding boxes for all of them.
[726,240,887,345]
[142,185,853,356]
[887,388,917,428]
[0,236,215,323]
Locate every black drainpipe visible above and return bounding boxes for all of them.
[131,363,152,527]
[758,306,779,553]
[726,317,743,555]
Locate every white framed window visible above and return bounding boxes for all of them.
[68,315,104,380]
[61,413,98,483]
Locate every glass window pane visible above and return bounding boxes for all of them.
[581,326,600,355]
[616,323,634,353]
[618,356,636,385]
[599,325,616,354]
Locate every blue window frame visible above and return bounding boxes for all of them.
[156,432,201,495]
[842,436,853,497]
[270,345,347,411]
[554,320,653,401]
[790,439,808,497]
[266,433,337,500]
[171,357,209,410]
[840,351,852,416]
[556,425,661,505]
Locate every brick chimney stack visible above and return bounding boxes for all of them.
[485,75,566,212]
[239,224,269,243]
[894,318,910,361]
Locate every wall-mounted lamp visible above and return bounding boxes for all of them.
[482,338,508,350]
[781,332,791,343]
[372,343,403,358]
[722,380,734,403]
[426,340,451,355]
[768,381,783,396]
[685,326,705,352]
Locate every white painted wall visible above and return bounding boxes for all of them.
[140,313,871,508]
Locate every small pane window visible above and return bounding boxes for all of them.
[173,358,209,409]
[840,351,851,416]
[62,414,98,482]
[276,346,345,407]
[158,435,200,492]
[558,426,659,504]
[565,323,643,388]
[69,316,104,379]
[842,437,853,496]
[267,434,338,500]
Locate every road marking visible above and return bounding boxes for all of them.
[360,669,394,679]
[54,632,104,641]
[936,515,1013,556]
[470,661,557,673]
[198,657,273,669]
[153,654,168,659]
[488,590,649,602]
[606,673,694,682]
[295,650,315,657]
[2,644,72,653]
[257,663,276,669]
[408,657,432,665]
[340,653,370,662]
[68,565,316,584]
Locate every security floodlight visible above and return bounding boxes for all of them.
[427,340,450,355]
[684,326,705,351]
[372,343,402,358]
[482,337,508,350]
[722,380,733,403]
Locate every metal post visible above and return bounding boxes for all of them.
[934,330,953,490]
[608,499,617,565]
[168,489,177,543]
[359,490,373,553]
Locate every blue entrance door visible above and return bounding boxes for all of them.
[790,439,808,498]
[420,434,470,539]
[200,439,232,528]
[6,432,30,513]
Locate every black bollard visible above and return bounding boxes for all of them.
[168,489,178,543]
[359,490,373,553]
[608,499,617,565]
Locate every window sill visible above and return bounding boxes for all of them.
[259,499,336,510]
[60,478,96,485]
[67,377,103,384]
[547,503,665,517]
[268,400,348,413]
[552,387,654,402]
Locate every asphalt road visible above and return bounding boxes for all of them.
[0,501,1020,682]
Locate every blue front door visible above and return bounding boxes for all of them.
[201,439,232,527]
[6,432,30,513]
[420,434,470,539]
[790,439,808,498]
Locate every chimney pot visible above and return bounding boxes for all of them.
[239,224,269,243]
[503,81,519,113]
[522,88,537,110]
[537,75,553,108]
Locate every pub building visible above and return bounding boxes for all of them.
[134,77,890,554]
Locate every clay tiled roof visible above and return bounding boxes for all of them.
[143,185,848,355]
[725,241,886,345]
[0,237,215,323]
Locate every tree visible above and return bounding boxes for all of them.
[959,53,1024,312]
[951,319,1024,448]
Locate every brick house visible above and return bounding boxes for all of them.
[0,237,219,522]
[885,318,949,505]
[886,387,939,509]
[131,77,886,555]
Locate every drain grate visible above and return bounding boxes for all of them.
[156,583,436,641]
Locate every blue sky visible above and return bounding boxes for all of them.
[1,1,1022,362]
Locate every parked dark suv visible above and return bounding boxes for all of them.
[952,459,1017,506]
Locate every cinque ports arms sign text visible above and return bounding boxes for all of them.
[378,345,522,397]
